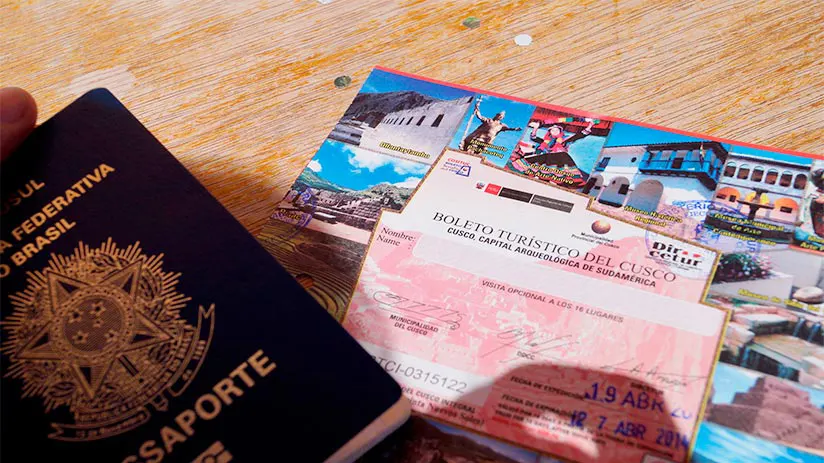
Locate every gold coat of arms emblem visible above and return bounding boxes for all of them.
[2,240,214,441]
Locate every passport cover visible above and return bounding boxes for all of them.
[0,89,405,462]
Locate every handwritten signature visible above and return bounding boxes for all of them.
[600,359,707,391]
[481,328,579,363]
[372,291,462,330]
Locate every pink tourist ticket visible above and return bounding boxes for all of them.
[343,150,728,463]
[377,149,721,302]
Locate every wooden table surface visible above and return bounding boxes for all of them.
[3,0,823,235]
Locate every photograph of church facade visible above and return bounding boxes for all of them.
[705,152,811,244]
[584,140,728,216]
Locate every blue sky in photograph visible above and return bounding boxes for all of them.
[360,69,475,101]
[562,134,607,175]
[605,122,814,165]
[710,363,824,407]
[604,122,706,147]
[728,144,814,166]
[692,363,824,462]
[305,139,428,190]
[448,94,535,168]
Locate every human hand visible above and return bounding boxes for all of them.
[1,87,38,162]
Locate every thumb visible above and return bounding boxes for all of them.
[1,87,38,162]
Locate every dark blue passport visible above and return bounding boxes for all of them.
[0,89,409,462]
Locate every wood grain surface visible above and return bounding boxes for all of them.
[2,0,822,237]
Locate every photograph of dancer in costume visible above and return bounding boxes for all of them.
[459,99,523,154]
[794,162,824,250]
[525,119,594,167]
[509,116,599,189]
[806,166,824,238]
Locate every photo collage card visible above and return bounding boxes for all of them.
[259,67,824,463]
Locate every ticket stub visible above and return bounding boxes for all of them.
[396,150,720,303]
[343,150,727,462]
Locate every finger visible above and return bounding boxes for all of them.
[1,87,38,162]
